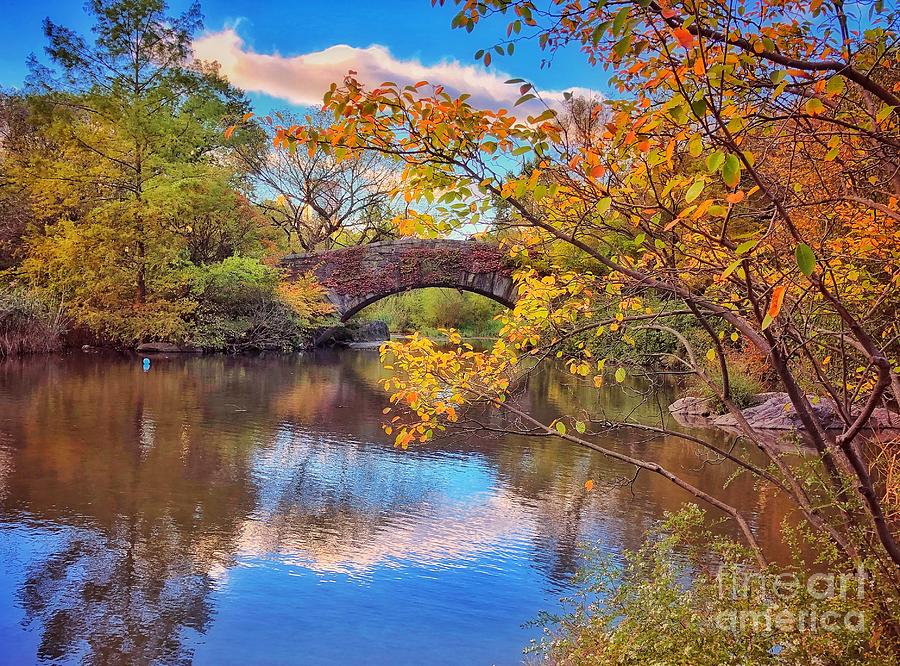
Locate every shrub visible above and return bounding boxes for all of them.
[701,371,763,413]
[0,288,67,356]
[187,257,331,352]
[533,505,899,665]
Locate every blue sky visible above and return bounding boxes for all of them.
[0,0,604,114]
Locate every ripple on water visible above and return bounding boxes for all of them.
[0,351,790,666]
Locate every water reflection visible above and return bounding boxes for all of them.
[0,351,794,665]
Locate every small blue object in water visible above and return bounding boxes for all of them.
[142,357,151,372]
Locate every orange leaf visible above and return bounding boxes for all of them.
[585,479,594,492]
[590,165,606,179]
[637,139,651,152]
[673,27,695,49]
[241,112,255,122]
[768,285,787,319]
[224,125,235,139]
[663,217,680,231]
[726,190,745,204]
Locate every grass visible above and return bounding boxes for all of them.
[0,288,67,356]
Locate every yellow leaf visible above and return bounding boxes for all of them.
[805,98,825,115]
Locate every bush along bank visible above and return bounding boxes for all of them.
[4,257,338,356]
[0,289,67,356]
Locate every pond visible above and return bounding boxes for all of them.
[0,350,794,664]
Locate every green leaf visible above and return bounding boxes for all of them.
[706,151,725,173]
[555,421,567,435]
[722,154,741,187]
[721,258,743,279]
[736,239,757,255]
[876,105,896,123]
[685,179,705,203]
[613,35,633,58]
[770,70,786,84]
[690,98,707,117]
[688,136,703,157]
[668,104,688,125]
[575,420,587,434]
[615,367,626,383]
[825,77,845,94]
[612,7,630,33]
[761,313,774,330]
[795,243,816,277]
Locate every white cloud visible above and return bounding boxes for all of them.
[192,29,597,113]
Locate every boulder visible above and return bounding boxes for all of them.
[346,320,390,342]
[312,320,390,347]
[668,396,715,417]
[670,391,900,432]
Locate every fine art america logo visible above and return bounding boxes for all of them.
[713,564,868,633]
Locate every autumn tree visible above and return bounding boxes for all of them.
[229,111,398,252]
[15,0,251,341]
[262,0,900,649]
[0,93,39,269]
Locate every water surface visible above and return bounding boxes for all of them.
[0,350,793,664]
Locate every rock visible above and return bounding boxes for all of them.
[870,407,900,430]
[347,320,389,342]
[312,321,390,347]
[693,391,900,431]
[135,342,203,353]
[668,396,715,417]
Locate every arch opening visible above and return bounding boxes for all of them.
[348,286,510,337]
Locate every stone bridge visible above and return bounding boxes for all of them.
[281,239,517,321]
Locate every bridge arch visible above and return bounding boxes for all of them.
[282,239,517,322]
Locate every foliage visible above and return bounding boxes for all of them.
[535,505,899,665]
[264,0,900,640]
[0,288,67,356]
[700,367,764,413]
[8,0,257,343]
[0,94,36,270]
[355,288,503,337]
[566,302,704,368]
[187,256,330,352]
[148,167,264,265]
